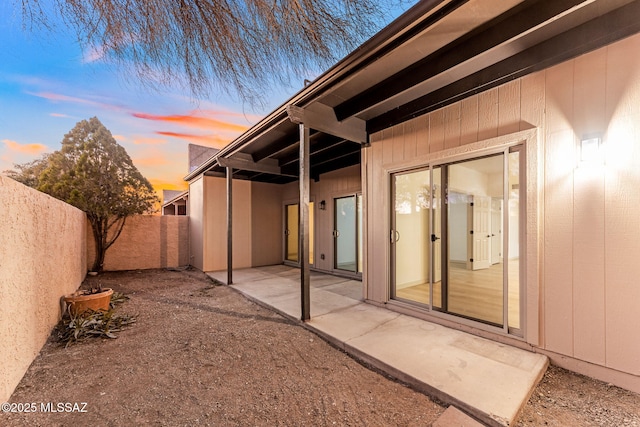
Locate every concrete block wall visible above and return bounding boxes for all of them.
[86,215,189,271]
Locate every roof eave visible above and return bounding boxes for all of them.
[183,0,453,182]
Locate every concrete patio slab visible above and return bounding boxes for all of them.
[208,266,548,427]
[433,406,485,427]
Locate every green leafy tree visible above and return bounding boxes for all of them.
[3,153,50,188]
[32,117,157,272]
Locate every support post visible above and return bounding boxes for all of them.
[299,124,311,321]
[226,166,233,285]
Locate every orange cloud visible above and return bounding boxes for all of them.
[132,112,249,133]
[156,131,230,148]
[2,139,48,155]
[112,134,127,142]
[148,178,188,192]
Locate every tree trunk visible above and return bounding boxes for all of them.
[89,215,127,272]
[90,218,107,272]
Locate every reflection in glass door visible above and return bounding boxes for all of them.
[334,195,363,273]
[390,147,522,333]
[284,202,314,264]
[285,204,298,262]
[447,154,505,326]
[391,169,433,305]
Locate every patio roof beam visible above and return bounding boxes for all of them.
[311,151,362,181]
[217,153,296,177]
[277,135,346,167]
[287,103,367,144]
[368,0,640,133]
[203,170,226,178]
[334,0,593,121]
[250,132,301,163]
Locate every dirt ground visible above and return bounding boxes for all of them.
[2,269,639,426]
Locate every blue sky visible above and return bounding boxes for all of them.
[0,2,415,195]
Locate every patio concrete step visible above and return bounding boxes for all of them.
[208,266,548,426]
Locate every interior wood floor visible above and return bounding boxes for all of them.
[336,262,358,272]
[395,260,520,328]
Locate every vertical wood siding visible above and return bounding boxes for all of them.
[366,33,640,376]
[281,164,361,273]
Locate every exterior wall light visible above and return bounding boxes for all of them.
[580,135,603,165]
[319,200,326,210]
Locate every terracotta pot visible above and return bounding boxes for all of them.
[63,288,113,316]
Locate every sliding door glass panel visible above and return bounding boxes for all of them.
[508,150,521,329]
[357,194,363,274]
[392,169,431,305]
[447,154,504,326]
[285,204,298,262]
[309,202,314,265]
[431,166,442,309]
[335,196,357,272]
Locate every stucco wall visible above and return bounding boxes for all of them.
[0,175,87,403]
[190,177,283,272]
[251,181,284,267]
[189,176,205,270]
[195,175,252,272]
[86,215,189,271]
[366,33,640,391]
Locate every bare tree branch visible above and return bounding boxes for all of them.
[18,0,404,104]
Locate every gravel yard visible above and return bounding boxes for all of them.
[2,269,639,426]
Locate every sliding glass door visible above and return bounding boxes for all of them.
[446,154,505,326]
[284,202,314,265]
[391,146,523,332]
[391,169,433,304]
[334,194,362,273]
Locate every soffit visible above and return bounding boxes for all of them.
[319,0,524,108]
[316,0,635,122]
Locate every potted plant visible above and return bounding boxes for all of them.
[63,284,113,316]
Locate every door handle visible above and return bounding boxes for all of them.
[431,234,440,242]
[390,230,400,243]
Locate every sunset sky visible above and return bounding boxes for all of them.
[0,3,413,198]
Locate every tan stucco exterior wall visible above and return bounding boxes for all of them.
[190,176,289,272]
[86,215,189,271]
[203,176,252,271]
[251,181,284,267]
[366,33,640,391]
[0,175,87,403]
[189,176,205,270]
